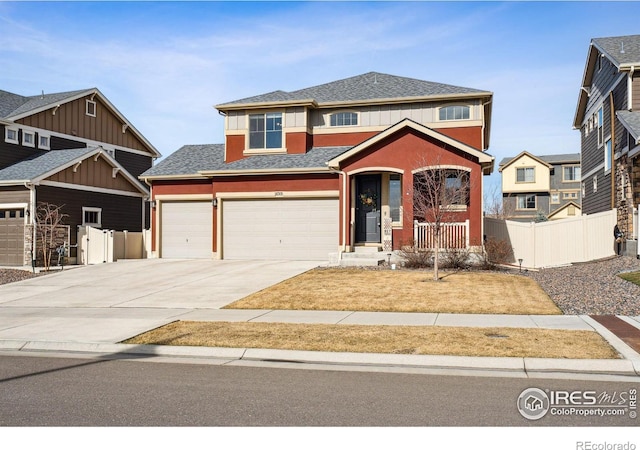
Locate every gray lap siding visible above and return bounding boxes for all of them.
[36,185,144,248]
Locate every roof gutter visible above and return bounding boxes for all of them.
[198,167,332,177]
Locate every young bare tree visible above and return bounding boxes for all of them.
[412,162,472,281]
[483,182,515,219]
[35,202,68,271]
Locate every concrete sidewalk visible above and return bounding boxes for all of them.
[0,259,639,378]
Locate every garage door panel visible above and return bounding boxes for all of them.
[0,215,25,266]
[161,202,212,259]
[223,198,338,261]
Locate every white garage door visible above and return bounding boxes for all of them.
[223,198,338,260]
[161,201,213,259]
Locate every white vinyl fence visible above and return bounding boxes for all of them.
[77,226,151,265]
[483,209,617,269]
[414,220,470,249]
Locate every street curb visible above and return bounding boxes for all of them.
[1,339,639,377]
[580,315,640,362]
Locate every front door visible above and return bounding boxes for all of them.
[355,175,381,243]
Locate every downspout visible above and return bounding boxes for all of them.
[481,98,493,151]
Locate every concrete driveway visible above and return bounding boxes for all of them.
[0,259,319,343]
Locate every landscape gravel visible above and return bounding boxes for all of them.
[523,256,640,315]
[0,268,39,286]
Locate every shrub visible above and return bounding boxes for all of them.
[441,247,471,269]
[399,246,434,268]
[483,238,513,267]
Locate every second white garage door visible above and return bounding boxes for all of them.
[222,198,338,260]
[161,201,213,259]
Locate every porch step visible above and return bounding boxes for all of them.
[338,250,387,267]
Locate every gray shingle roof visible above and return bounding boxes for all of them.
[593,35,640,67]
[0,147,96,181]
[217,72,490,108]
[499,153,580,167]
[140,144,226,177]
[0,89,94,119]
[140,145,351,177]
[617,110,640,140]
[221,146,350,172]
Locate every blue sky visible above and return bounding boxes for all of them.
[1,1,640,191]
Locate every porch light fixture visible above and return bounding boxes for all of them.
[212,199,218,207]
[518,258,523,273]
[148,200,156,209]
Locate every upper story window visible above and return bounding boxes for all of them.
[86,99,97,117]
[249,112,282,149]
[516,167,535,183]
[38,133,50,150]
[330,112,358,127]
[22,130,35,147]
[4,127,19,144]
[563,165,580,182]
[597,107,603,147]
[439,105,470,121]
[604,138,612,172]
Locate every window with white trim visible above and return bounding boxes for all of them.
[517,194,536,210]
[563,165,580,182]
[249,112,282,149]
[604,138,612,172]
[4,127,19,144]
[516,167,535,183]
[597,107,603,147]
[86,99,96,117]
[22,130,35,147]
[82,207,102,227]
[330,112,358,127]
[38,133,50,150]
[439,105,470,121]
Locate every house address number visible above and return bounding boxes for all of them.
[274,191,284,196]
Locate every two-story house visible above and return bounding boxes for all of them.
[498,152,582,221]
[574,34,640,256]
[140,72,494,261]
[0,88,160,265]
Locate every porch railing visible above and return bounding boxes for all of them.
[413,220,469,249]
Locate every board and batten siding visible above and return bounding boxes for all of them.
[632,72,640,111]
[16,95,150,153]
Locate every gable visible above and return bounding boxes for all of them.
[501,153,551,193]
[44,153,142,194]
[328,119,493,174]
[15,94,153,154]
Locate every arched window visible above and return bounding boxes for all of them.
[438,105,470,121]
[330,112,358,127]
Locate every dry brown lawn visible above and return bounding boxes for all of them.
[224,268,561,315]
[124,321,619,359]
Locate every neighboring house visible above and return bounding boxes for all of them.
[0,88,160,265]
[140,72,494,261]
[574,34,640,255]
[498,152,582,221]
